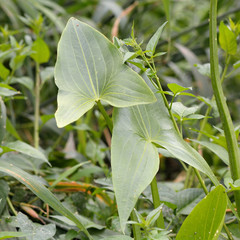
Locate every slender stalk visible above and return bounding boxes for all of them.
[150,177,165,228]
[131,211,141,240]
[34,63,40,149]
[223,224,234,240]
[210,0,240,217]
[140,52,180,135]
[96,100,113,134]
[7,197,17,216]
[76,118,86,155]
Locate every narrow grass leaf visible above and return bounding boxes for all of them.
[3,140,50,166]
[191,139,229,165]
[49,161,89,190]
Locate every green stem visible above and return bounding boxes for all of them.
[140,52,180,135]
[96,100,113,134]
[76,118,86,155]
[223,223,234,240]
[210,0,240,217]
[34,63,40,149]
[7,197,17,216]
[131,211,141,240]
[150,177,165,228]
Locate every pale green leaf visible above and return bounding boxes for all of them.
[112,80,218,231]
[176,185,227,240]
[123,52,138,63]
[55,18,156,128]
[40,66,54,86]
[0,162,92,239]
[176,188,205,215]
[191,139,229,165]
[0,83,19,97]
[11,76,33,91]
[195,63,222,78]
[146,22,167,56]
[3,140,50,166]
[17,212,56,240]
[219,21,237,55]
[30,38,50,64]
[171,102,199,118]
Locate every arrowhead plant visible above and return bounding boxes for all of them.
[54,17,156,128]
[53,13,239,239]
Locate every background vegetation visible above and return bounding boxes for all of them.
[0,0,240,239]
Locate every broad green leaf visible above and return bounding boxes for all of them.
[171,102,199,118]
[10,54,26,71]
[0,63,10,80]
[112,81,218,231]
[176,188,205,215]
[40,66,54,87]
[16,212,56,240]
[3,140,50,166]
[146,22,167,57]
[30,38,50,64]
[0,98,6,143]
[195,63,222,78]
[0,83,19,97]
[176,185,227,240]
[55,18,156,128]
[167,83,190,95]
[219,21,237,55]
[11,76,33,91]
[0,162,93,240]
[0,232,27,239]
[144,184,177,210]
[191,139,229,165]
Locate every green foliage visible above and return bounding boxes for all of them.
[219,21,237,55]
[0,1,240,239]
[176,185,227,239]
[0,162,92,239]
[55,18,156,128]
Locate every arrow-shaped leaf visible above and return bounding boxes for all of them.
[112,79,218,231]
[55,18,156,127]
